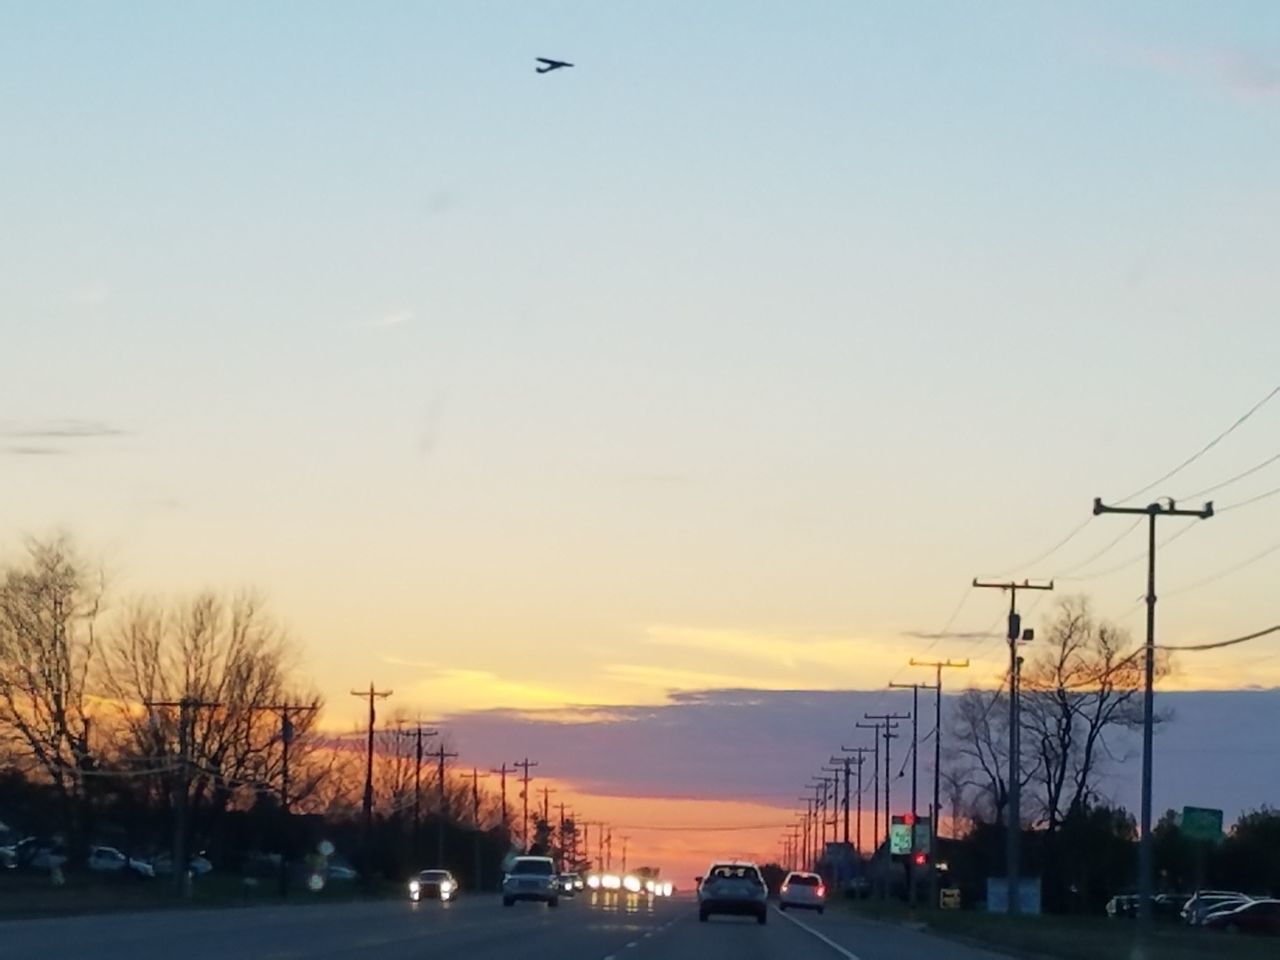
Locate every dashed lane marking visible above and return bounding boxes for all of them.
[775,907,863,960]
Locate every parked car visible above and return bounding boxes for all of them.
[12,838,66,871]
[88,846,155,878]
[502,856,559,908]
[408,869,457,902]
[326,858,359,882]
[151,852,213,876]
[1183,890,1251,926]
[1201,899,1280,936]
[697,862,768,925]
[778,871,826,913]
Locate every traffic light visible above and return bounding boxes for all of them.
[903,813,916,826]
[913,852,927,867]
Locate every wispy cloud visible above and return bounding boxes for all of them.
[70,284,112,306]
[363,308,414,329]
[0,419,127,439]
[900,629,996,641]
[1135,42,1280,101]
[5,445,66,456]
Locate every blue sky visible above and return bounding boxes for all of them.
[2,2,1279,715]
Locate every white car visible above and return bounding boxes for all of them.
[779,871,826,913]
[88,846,155,878]
[502,856,560,908]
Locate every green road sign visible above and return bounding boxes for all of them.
[1181,806,1224,842]
[890,816,913,855]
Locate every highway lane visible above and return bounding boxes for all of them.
[0,892,1008,960]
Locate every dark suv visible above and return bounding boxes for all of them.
[697,862,768,925]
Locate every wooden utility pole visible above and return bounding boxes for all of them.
[350,684,392,865]
[1091,497,1212,926]
[973,578,1053,915]
[909,657,969,907]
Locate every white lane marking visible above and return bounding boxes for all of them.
[775,907,863,960]
[626,942,638,948]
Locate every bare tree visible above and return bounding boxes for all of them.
[99,592,322,824]
[0,537,102,838]
[1021,595,1159,831]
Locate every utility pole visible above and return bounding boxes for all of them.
[391,721,437,862]
[541,785,555,827]
[605,827,613,871]
[146,697,220,897]
[797,802,811,870]
[491,762,515,836]
[251,702,318,897]
[1092,497,1212,926]
[855,724,882,856]
[909,657,969,908]
[556,802,570,869]
[463,768,490,888]
[513,757,539,850]
[890,681,933,906]
[859,715,907,857]
[841,746,872,853]
[973,578,1053,915]
[350,684,392,870]
[810,776,830,857]
[830,755,855,845]
[821,764,843,859]
[428,742,459,866]
[620,836,630,874]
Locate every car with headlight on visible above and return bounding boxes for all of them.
[409,869,458,902]
[779,871,826,913]
[558,873,583,895]
[502,856,559,907]
[697,861,768,925]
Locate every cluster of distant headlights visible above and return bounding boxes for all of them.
[585,874,674,897]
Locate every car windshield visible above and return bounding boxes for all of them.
[512,860,554,876]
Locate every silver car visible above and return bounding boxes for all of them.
[779,871,826,913]
[502,856,560,908]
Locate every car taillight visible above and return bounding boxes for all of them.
[817,884,826,897]
[781,884,789,894]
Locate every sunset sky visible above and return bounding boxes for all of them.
[3,2,1279,881]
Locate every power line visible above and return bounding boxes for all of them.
[1060,522,1199,583]
[1115,383,1280,504]
[986,383,1279,576]
[1158,624,1280,653]
[1181,451,1280,500]
[1217,481,1280,514]
[1049,518,1143,578]
[1163,536,1280,599]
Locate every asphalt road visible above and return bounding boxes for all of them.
[0,892,1008,960]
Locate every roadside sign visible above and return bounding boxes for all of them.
[1181,806,1223,842]
[940,887,961,909]
[913,819,932,854]
[890,816,912,855]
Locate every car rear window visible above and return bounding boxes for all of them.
[788,875,821,887]
[420,871,449,881]
[709,865,761,882]
[512,859,554,876]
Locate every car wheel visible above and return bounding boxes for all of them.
[503,897,514,907]
[757,910,768,926]
[699,910,709,923]
[818,907,825,915]
[548,898,559,909]
[779,903,787,911]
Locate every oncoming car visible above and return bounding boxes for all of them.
[779,871,826,913]
[408,869,457,902]
[502,856,559,908]
[697,862,768,925]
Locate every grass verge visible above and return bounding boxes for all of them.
[839,898,1276,960]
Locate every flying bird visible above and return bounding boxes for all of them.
[536,57,574,74]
